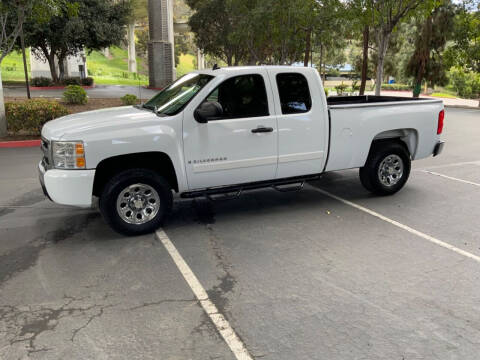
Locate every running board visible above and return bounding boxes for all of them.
[180,174,321,199]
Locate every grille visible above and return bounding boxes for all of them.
[41,137,52,169]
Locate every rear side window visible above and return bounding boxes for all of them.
[276,73,312,114]
[206,74,269,119]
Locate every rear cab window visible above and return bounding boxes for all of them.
[276,73,312,114]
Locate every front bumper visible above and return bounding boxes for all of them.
[433,141,445,157]
[38,161,95,207]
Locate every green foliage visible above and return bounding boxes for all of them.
[63,85,88,105]
[444,4,480,72]
[186,0,345,66]
[62,77,81,86]
[22,0,132,81]
[381,84,412,91]
[448,66,480,99]
[81,77,94,86]
[31,77,53,87]
[406,2,455,96]
[326,68,341,77]
[121,94,138,106]
[334,82,348,95]
[5,99,69,135]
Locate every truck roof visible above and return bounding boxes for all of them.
[193,65,318,76]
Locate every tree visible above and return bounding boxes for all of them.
[0,0,59,137]
[406,1,455,97]
[127,0,148,73]
[23,0,132,82]
[347,0,373,95]
[186,0,247,66]
[368,0,433,95]
[444,1,480,72]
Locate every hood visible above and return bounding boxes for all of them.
[41,106,158,140]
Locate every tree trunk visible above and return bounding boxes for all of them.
[45,52,59,83]
[127,23,137,73]
[319,43,325,83]
[304,29,312,67]
[58,56,65,81]
[359,25,369,96]
[226,54,233,67]
[375,32,389,96]
[0,69,6,137]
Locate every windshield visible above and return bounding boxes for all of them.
[143,73,214,116]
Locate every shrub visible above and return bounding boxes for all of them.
[31,77,53,87]
[6,100,69,135]
[326,68,340,77]
[448,67,480,99]
[62,77,81,86]
[334,82,348,95]
[63,85,88,104]
[81,77,94,86]
[381,84,411,91]
[121,94,138,105]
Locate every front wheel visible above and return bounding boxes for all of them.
[99,169,173,236]
[359,142,411,196]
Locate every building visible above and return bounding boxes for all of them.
[30,51,88,79]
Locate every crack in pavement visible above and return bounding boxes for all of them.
[127,298,197,311]
[1,294,115,355]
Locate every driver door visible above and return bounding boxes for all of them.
[183,71,278,190]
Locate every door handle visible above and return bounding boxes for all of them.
[251,126,273,133]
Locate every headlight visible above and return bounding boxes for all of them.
[52,141,86,169]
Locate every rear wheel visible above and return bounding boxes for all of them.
[99,169,172,236]
[359,142,411,195]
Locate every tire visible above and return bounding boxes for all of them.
[359,141,411,196]
[99,168,173,236]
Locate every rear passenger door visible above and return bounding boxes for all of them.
[183,71,278,190]
[267,69,328,179]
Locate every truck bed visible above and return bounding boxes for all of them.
[324,95,443,173]
[327,95,438,107]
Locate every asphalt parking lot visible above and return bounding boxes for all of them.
[1,107,479,360]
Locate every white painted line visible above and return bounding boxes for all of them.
[156,229,253,360]
[420,170,480,187]
[314,188,480,264]
[417,160,480,170]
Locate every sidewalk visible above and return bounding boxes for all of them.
[4,84,158,99]
[366,90,479,109]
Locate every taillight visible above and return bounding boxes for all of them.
[437,110,444,135]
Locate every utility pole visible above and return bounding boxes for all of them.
[148,0,175,88]
[20,27,30,99]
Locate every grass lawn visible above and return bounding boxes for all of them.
[1,50,30,82]
[1,47,196,86]
[430,92,457,99]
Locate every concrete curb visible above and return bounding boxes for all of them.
[30,85,95,90]
[445,105,480,110]
[0,140,41,148]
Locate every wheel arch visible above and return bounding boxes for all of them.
[371,128,417,158]
[92,152,179,197]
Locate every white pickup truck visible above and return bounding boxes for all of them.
[39,66,445,235]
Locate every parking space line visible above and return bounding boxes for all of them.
[156,230,253,360]
[419,170,480,187]
[314,188,480,264]
[417,160,480,170]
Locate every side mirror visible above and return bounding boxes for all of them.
[194,101,223,123]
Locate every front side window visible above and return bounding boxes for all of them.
[203,74,269,119]
[276,73,312,114]
[144,73,213,116]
